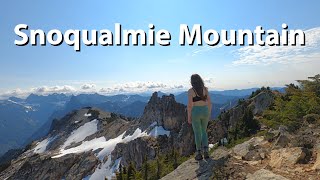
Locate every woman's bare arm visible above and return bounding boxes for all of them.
[187,89,193,124]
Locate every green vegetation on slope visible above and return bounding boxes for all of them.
[115,150,189,180]
[262,74,320,132]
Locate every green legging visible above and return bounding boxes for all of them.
[191,106,209,151]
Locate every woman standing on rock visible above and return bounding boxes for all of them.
[187,74,212,160]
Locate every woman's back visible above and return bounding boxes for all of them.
[189,87,209,106]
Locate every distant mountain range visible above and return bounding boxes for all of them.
[0,87,284,156]
[0,93,69,156]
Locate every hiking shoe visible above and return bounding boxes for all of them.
[203,151,210,159]
[195,153,203,161]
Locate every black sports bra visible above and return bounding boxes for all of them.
[192,88,205,102]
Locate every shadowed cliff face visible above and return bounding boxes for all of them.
[207,90,274,144]
[112,92,195,169]
[139,92,187,132]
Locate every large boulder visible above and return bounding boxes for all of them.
[269,147,310,168]
[312,144,320,171]
[243,148,266,161]
[272,126,291,149]
[161,147,230,180]
[232,136,268,159]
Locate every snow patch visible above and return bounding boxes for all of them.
[209,144,214,149]
[53,128,148,179]
[61,119,98,149]
[149,121,157,128]
[84,113,92,117]
[86,157,122,180]
[53,137,107,158]
[33,136,57,153]
[8,99,33,111]
[52,128,147,159]
[148,126,170,137]
[97,128,148,160]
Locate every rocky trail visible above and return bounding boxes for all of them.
[163,124,320,180]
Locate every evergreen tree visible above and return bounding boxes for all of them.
[156,157,160,179]
[126,162,136,180]
[156,148,161,179]
[117,163,123,180]
[143,155,148,180]
[173,149,178,169]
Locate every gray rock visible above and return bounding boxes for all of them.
[111,136,157,169]
[244,149,264,161]
[312,144,320,170]
[269,147,310,168]
[232,136,267,158]
[161,147,229,180]
[246,169,289,180]
[250,91,274,115]
[176,122,195,156]
[273,133,291,149]
[1,152,97,180]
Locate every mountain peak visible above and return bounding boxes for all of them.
[139,92,186,132]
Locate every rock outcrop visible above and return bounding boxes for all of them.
[161,147,230,180]
[111,92,194,168]
[111,136,157,169]
[1,151,98,180]
[312,144,320,170]
[269,147,310,168]
[139,92,187,132]
[207,90,274,145]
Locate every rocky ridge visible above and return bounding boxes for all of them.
[0,92,194,179]
[162,123,320,179]
[161,90,320,180]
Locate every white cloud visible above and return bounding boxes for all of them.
[232,27,320,66]
[99,81,186,94]
[188,44,223,56]
[0,85,77,100]
[81,83,96,90]
[204,77,215,86]
[0,80,214,100]
[33,85,76,94]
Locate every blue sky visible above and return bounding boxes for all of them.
[0,0,320,98]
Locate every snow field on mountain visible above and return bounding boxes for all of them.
[33,136,57,153]
[61,119,98,149]
[51,119,170,179]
